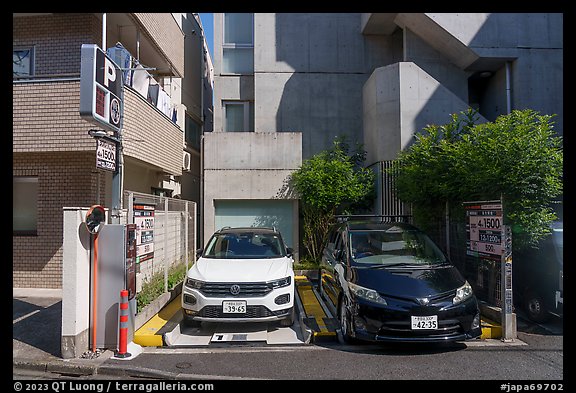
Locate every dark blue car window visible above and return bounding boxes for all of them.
[349,228,447,266]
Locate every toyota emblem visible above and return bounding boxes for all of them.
[230,284,241,295]
[417,297,430,306]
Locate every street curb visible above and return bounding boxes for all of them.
[13,359,98,377]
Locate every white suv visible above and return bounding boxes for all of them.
[182,227,296,327]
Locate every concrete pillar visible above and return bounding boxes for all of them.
[61,207,93,359]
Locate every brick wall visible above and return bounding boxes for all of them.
[13,80,95,153]
[13,13,100,76]
[13,152,107,289]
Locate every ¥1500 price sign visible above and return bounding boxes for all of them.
[465,203,504,257]
[96,138,116,171]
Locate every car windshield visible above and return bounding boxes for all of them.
[349,227,447,266]
[203,232,286,259]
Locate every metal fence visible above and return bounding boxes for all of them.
[123,191,197,294]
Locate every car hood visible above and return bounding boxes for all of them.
[352,265,465,298]
[189,257,293,282]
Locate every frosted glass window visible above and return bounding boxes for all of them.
[222,48,254,74]
[224,102,247,132]
[222,13,253,75]
[223,101,253,132]
[13,177,38,234]
[224,13,253,45]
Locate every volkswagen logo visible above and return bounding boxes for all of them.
[417,297,430,306]
[230,284,241,295]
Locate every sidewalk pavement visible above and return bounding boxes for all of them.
[13,290,171,380]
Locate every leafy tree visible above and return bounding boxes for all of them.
[391,108,563,250]
[290,136,375,262]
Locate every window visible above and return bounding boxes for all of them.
[13,47,34,77]
[222,13,253,74]
[223,101,254,132]
[185,114,202,150]
[13,177,38,235]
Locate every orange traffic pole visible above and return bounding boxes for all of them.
[115,289,131,358]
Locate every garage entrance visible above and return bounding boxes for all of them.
[214,199,297,250]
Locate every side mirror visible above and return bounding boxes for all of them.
[196,248,203,258]
[85,205,106,234]
[286,247,294,257]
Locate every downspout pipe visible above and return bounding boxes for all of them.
[505,61,512,114]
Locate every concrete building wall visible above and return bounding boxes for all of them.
[403,28,471,103]
[363,62,489,164]
[251,13,403,159]
[202,132,302,245]
[398,13,563,134]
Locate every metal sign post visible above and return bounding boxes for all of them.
[501,224,514,341]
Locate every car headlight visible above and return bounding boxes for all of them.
[348,282,387,305]
[185,278,204,289]
[269,276,291,289]
[453,281,473,304]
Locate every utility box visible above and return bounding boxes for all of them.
[92,223,137,349]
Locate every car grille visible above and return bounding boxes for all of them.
[199,282,272,298]
[198,305,279,319]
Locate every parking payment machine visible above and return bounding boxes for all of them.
[125,223,137,301]
[90,222,137,350]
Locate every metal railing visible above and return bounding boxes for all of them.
[124,191,197,294]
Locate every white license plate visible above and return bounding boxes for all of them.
[411,315,438,330]
[222,301,246,314]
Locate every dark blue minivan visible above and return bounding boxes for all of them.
[320,218,482,343]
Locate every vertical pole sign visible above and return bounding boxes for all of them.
[80,44,122,133]
[464,200,515,341]
[80,43,124,224]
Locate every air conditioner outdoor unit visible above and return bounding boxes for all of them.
[183,151,191,171]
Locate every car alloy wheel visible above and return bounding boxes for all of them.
[338,297,353,344]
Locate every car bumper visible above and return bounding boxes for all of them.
[348,296,482,343]
[181,286,294,323]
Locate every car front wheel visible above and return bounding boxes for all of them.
[338,297,354,344]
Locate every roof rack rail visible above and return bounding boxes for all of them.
[334,214,412,223]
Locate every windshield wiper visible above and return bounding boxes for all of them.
[371,262,420,268]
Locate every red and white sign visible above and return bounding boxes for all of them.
[134,204,155,263]
[465,203,504,257]
[80,44,123,133]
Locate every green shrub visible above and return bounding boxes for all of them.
[136,261,188,313]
